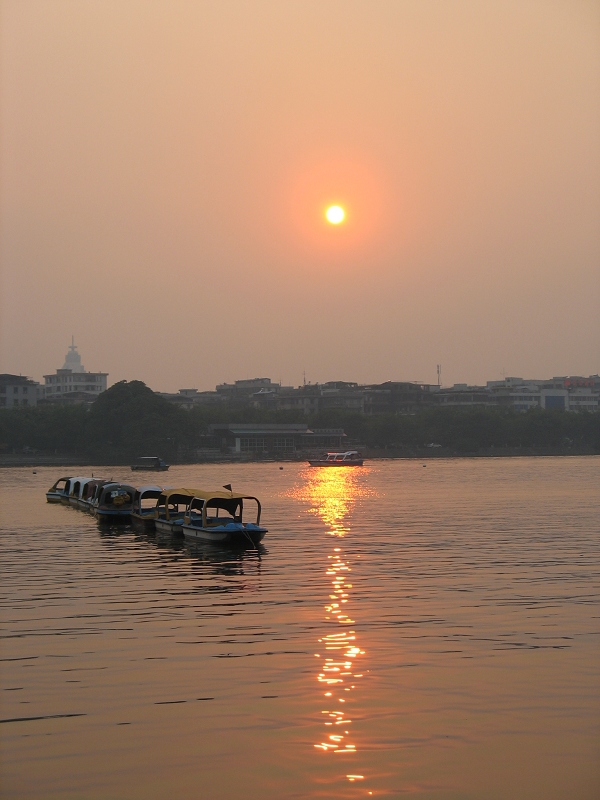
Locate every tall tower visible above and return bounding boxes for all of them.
[62,336,85,373]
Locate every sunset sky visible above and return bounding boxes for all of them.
[1,0,598,391]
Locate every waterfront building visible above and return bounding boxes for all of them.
[205,423,347,456]
[0,374,40,407]
[43,340,108,404]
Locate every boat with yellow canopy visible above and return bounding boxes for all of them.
[180,489,267,545]
[153,488,202,535]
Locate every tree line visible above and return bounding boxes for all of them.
[1,380,599,462]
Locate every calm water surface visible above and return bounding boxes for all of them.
[1,458,599,799]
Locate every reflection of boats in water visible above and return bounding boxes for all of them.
[131,456,170,472]
[181,491,266,545]
[308,450,364,467]
[98,522,266,579]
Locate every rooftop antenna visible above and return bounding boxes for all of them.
[303,370,306,387]
[436,364,442,388]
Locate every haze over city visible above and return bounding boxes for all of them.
[1,1,599,393]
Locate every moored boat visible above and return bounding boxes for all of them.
[92,482,136,522]
[60,477,78,504]
[308,450,364,467]
[84,479,110,512]
[65,476,93,506]
[69,477,98,509]
[131,457,170,472]
[46,476,72,503]
[180,490,267,545]
[131,485,164,530]
[153,488,197,535]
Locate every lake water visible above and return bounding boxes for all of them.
[1,458,599,799]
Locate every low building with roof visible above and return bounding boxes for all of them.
[0,374,41,408]
[205,423,347,456]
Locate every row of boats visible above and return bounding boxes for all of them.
[46,477,267,545]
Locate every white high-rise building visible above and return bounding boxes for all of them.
[44,339,108,404]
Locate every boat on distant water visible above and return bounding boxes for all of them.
[131,457,170,472]
[91,482,136,522]
[180,490,267,546]
[308,450,364,467]
[131,485,164,530]
[46,476,72,503]
[153,489,197,535]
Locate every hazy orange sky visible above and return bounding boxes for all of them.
[1,0,599,391]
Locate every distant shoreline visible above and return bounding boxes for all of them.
[1,448,598,468]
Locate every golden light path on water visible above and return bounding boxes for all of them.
[291,466,375,793]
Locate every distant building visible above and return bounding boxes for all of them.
[43,339,108,404]
[161,373,599,415]
[216,378,293,403]
[157,388,224,409]
[0,374,40,408]
[206,423,347,456]
[487,376,599,412]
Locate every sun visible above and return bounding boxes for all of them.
[325,205,345,225]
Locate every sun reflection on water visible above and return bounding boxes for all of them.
[291,466,375,789]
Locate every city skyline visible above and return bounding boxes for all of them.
[3,336,598,394]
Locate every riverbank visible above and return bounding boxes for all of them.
[1,446,598,468]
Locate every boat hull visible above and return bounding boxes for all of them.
[94,507,132,522]
[154,518,183,535]
[308,460,363,467]
[46,492,66,503]
[131,512,156,531]
[181,523,266,545]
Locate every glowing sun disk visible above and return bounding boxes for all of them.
[326,205,345,225]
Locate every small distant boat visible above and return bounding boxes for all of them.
[308,450,364,467]
[180,490,267,545]
[91,482,136,522]
[131,457,170,472]
[46,476,72,503]
[131,485,164,530]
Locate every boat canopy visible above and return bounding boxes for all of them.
[48,476,72,491]
[157,488,203,502]
[188,490,256,502]
[135,484,165,495]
